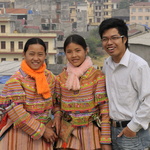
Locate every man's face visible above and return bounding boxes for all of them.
[101,28,127,63]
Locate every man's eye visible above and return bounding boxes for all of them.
[66,51,71,53]
[112,37,118,40]
[102,38,107,41]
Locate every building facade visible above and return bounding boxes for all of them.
[0,17,57,64]
[130,2,150,27]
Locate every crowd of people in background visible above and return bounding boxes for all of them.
[0,18,150,150]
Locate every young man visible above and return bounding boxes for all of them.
[99,18,150,150]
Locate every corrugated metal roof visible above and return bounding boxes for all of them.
[129,32,150,46]
[132,2,150,6]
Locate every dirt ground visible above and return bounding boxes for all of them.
[92,54,109,69]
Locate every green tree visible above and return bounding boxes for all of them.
[85,28,101,55]
[119,0,130,9]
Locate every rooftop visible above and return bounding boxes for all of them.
[129,32,150,46]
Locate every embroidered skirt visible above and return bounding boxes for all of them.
[0,127,53,150]
[56,122,101,150]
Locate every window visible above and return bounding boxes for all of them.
[132,8,136,12]
[1,58,6,62]
[18,41,23,49]
[145,16,149,20]
[104,12,108,15]
[145,8,150,12]
[89,19,92,23]
[14,58,19,61]
[138,8,143,12]
[97,18,101,22]
[10,41,14,52]
[1,41,5,49]
[131,16,136,20]
[52,24,56,30]
[1,25,5,33]
[104,5,108,9]
[138,16,143,20]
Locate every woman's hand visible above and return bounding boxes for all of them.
[43,126,58,143]
[101,144,112,150]
[52,116,61,135]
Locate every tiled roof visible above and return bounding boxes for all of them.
[4,8,28,14]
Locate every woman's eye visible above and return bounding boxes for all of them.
[29,53,34,56]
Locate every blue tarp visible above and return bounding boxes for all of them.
[0,76,11,84]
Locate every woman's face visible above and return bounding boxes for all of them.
[23,44,46,70]
[65,43,87,67]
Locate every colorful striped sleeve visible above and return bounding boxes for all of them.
[8,104,45,140]
[95,74,111,144]
[99,101,111,144]
[1,76,46,140]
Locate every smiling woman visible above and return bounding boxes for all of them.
[55,34,112,150]
[0,37,61,150]
[23,44,46,70]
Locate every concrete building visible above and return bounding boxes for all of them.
[0,0,14,9]
[103,0,113,20]
[130,2,150,27]
[129,32,150,66]
[90,0,113,26]
[0,17,57,64]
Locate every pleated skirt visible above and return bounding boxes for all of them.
[56,122,101,150]
[0,127,53,150]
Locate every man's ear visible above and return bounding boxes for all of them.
[123,36,127,44]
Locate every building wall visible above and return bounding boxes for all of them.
[130,3,150,26]
[70,5,77,23]
[129,44,150,66]
[87,2,94,24]
[0,33,57,63]
[103,0,113,20]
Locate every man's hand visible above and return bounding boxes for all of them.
[117,126,136,138]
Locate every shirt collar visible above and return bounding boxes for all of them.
[106,49,130,68]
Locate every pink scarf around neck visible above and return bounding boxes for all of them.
[66,56,93,91]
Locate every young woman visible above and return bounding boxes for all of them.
[55,34,112,150]
[0,37,61,150]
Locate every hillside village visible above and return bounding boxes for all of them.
[0,0,150,74]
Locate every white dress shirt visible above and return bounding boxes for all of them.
[103,49,150,132]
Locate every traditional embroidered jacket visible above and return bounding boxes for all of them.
[55,66,111,144]
[0,68,55,140]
